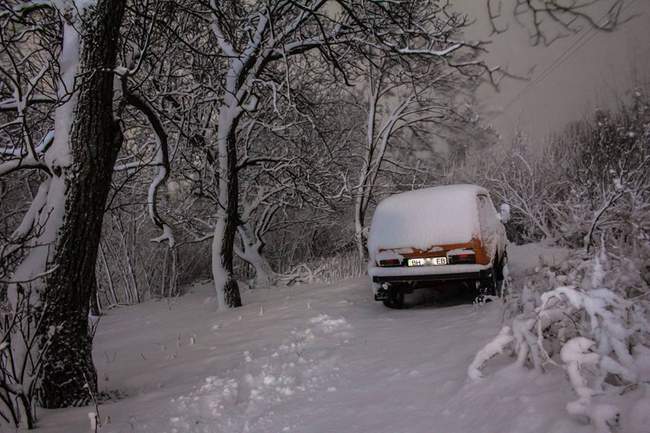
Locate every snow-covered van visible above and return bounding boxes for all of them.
[367,184,508,308]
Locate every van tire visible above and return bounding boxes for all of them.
[478,266,498,297]
[383,288,405,309]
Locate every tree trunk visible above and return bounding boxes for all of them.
[246,246,276,289]
[169,247,178,297]
[37,0,126,408]
[223,125,241,307]
[99,242,118,306]
[236,227,277,289]
[89,276,101,316]
[215,127,242,307]
[354,75,380,263]
[354,192,368,262]
[212,101,242,309]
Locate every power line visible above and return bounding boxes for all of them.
[496,0,638,117]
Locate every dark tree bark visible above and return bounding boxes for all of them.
[38,0,126,408]
[222,123,242,308]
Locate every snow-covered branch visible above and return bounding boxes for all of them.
[469,249,649,432]
[123,88,175,247]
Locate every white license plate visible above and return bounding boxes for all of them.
[407,257,447,267]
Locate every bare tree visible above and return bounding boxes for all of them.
[0,0,126,408]
[350,52,482,261]
[197,0,499,308]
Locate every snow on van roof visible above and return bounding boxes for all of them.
[367,184,485,254]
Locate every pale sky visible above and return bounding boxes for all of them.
[463,0,650,144]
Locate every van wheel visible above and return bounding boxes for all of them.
[478,267,498,297]
[383,288,405,309]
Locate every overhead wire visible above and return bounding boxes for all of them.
[495,0,639,117]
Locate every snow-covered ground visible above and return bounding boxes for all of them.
[37,244,647,433]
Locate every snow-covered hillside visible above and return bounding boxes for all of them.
[37,244,648,433]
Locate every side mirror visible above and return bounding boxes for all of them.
[498,203,511,224]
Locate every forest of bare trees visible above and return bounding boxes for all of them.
[0,0,637,429]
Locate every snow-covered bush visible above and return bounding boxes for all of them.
[553,94,650,253]
[446,134,566,244]
[450,89,650,250]
[279,250,366,286]
[469,249,650,432]
[416,96,650,427]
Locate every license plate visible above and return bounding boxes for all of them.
[407,257,447,267]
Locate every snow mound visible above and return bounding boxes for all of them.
[309,314,352,335]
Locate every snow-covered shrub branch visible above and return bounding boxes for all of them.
[0,288,54,429]
[469,249,650,432]
[279,250,366,286]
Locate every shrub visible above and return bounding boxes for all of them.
[469,248,650,432]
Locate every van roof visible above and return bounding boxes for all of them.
[382,184,488,203]
[367,184,486,253]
